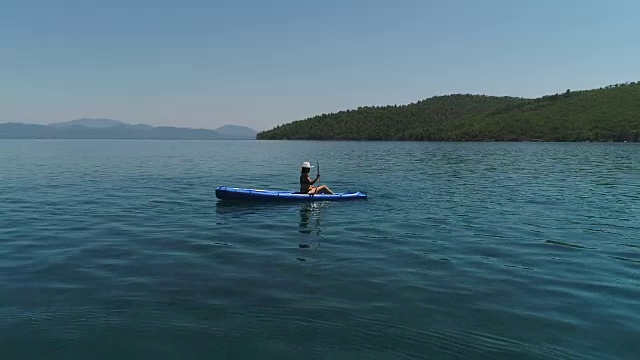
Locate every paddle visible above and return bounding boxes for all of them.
[310,160,319,197]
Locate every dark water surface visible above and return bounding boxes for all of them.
[1,140,638,359]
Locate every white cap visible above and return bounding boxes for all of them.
[301,161,314,168]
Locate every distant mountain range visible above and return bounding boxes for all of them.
[0,118,258,140]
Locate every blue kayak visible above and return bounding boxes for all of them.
[215,186,367,202]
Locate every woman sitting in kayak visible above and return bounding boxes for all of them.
[300,162,334,194]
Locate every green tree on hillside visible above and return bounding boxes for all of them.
[257,82,640,142]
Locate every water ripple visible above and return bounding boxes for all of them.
[1,140,639,359]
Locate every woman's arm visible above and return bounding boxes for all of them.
[303,174,319,185]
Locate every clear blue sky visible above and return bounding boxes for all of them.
[2,0,638,130]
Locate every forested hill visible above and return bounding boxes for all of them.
[257,82,640,142]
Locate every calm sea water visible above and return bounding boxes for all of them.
[1,140,638,359]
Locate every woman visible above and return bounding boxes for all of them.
[300,161,334,194]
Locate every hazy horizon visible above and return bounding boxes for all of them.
[1,118,258,131]
[2,0,639,131]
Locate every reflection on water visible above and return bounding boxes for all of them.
[299,202,322,235]
[297,203,325,261]
[214,201,325,258]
